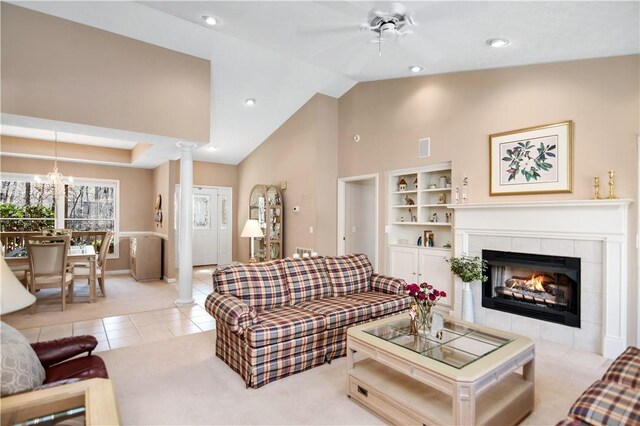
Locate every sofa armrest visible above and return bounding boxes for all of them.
[370,273,406,295]
[31,336,98,368]
[204,292,257,334]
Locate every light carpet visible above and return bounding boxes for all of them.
[2,274,185,329]
[99,332,610,425]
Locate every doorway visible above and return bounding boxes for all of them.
[337,174,378,270]
[175,185,233,267]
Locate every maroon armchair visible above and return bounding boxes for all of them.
[30,335,108,387]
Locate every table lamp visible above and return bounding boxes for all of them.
[1,257,36,315]
[241,219,264,263]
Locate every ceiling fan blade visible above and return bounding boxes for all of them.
[297,23,362,36]
[369,8,394,20]
[389,2,408,16]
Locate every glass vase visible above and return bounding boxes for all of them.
[416,303,434,335]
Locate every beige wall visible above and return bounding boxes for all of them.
[1,136,132,165]
[0,156,155,271]
[237,94,339,263]
[1,3,210,143]
[151,161,172,279]
[338,55,639,343]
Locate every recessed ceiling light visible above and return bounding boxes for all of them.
[409,65,423,73]
[486,38,509,48]
[202,15,220,26]
[245,98,256,106]
[206,145,218,151]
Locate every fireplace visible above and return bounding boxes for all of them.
[482,250,580,328]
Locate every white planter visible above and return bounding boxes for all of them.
[462,281,474,323]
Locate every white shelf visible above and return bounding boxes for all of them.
[391,190,418,195]
[420,203,450,208]
[390,243,451,251]
[391,205,418,209]
[392,222,452,226]
[421,188,452,193]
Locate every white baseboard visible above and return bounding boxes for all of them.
[107,269,130,275]
[163,276,177,283]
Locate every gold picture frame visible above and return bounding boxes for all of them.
[489,121,573,196]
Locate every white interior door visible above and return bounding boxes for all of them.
[192,187,218,266]
[338,174,379,270]
[217,187,232,266]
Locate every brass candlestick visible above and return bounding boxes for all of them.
[593,177,600,199]
[607,171,616,199]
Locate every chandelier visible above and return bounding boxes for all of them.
[34,131,73,199]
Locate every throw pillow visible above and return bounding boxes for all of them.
[0,321,46,397]
[325,253,373,296]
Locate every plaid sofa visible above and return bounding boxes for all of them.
[556,346,640,426]
[205,253,411,388]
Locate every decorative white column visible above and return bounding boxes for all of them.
[176,142,197,306]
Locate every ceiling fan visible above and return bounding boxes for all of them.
[360,3,417,55]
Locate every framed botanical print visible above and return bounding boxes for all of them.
[490,121,573,195]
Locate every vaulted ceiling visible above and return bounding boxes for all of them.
[2,1,639,167]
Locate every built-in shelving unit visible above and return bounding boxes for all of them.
[388,162,453,306]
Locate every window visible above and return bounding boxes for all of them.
[0,175,55,231]
[65,183,116,232]
[1,173,119,257]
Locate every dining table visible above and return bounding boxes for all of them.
[5,245,98,303]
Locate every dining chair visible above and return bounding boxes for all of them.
[26,235,74,313]
[41,229,73,236]
[74,231,113,297]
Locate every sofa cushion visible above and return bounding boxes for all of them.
[297,296,371,329]
[569,379,640,426]
[214,260,290,310]
[324,254,373,296]
[602,346,640,389]
[0,322,46,397]
[344,291,413,318]
[284,257,331,304]
[246,306,326,348]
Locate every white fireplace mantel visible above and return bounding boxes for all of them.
[450,199,632,359]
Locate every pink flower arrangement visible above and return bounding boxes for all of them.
[404,282,447,306]
[405,283,447,334]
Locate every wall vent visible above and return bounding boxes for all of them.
[418,138,431,158]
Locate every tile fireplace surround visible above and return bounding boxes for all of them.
[450,200,631,359]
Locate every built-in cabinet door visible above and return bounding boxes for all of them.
[389,246,418,284]
[418,248,452,307]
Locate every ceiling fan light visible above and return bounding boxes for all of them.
[486,38,509,48]
[409,65,423,73]
[202,15,220,26]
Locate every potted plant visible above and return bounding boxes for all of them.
[446,254,488,322]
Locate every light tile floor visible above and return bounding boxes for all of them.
[18,268,216,352]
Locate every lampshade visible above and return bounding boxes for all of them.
[1,258,36,315]
[241,219,264,238]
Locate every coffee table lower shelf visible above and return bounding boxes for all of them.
[348,359,533,426]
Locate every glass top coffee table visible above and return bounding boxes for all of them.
[364,316,514,369]
[347,314,535,425]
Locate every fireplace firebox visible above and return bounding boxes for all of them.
[482,250,580,328]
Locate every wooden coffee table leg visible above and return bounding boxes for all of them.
[453,383,475,426]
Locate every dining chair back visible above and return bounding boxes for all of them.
[26,235,74,312]
[41,229,73,236]
[73,231,113,297]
